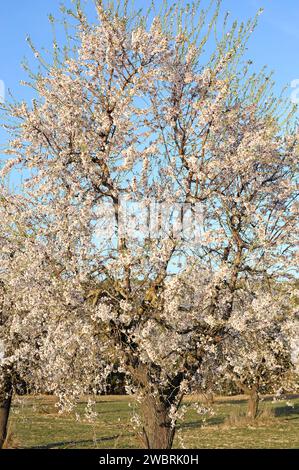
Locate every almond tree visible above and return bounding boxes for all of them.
[0,190,36,447]
[1,0,298,448]
[0,185,114,447]
[199,284,298,420]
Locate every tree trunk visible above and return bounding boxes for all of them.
[0,373,13,449]
[205,392,214,405]
[247,388,259,420]
[140,395,176,449]
[236,380,260,421]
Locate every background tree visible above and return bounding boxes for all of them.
[0,190,35,448]
[204,283,298,419]
[1,0,298,449]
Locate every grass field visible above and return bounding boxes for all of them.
[6,394,299,449]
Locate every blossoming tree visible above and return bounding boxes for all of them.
[1,0,298,448]
[0,190,40,447]
[0,187,112,447]
[198,283,298,419]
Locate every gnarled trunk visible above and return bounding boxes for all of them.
[141,395,176,449]
[247,388,259,420]
[0,373,12,449]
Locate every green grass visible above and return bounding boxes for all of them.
[7,394,299,449]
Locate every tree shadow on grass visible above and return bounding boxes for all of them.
[217,394,299,406]
[217,399,247,406]
[30,434,127,449]
[178,415,225,430]
[94,408,129,415]
[274,403,299,418]
[77,399,129,405]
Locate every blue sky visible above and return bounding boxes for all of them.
[0,0,299,160]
